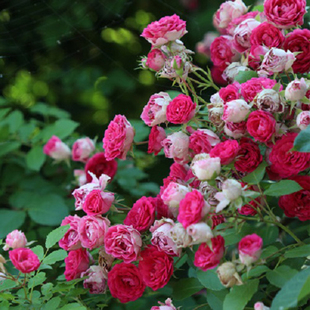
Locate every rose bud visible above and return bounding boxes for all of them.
[285,78,308,101]
[151,298,177,310]
[217,262,243,288]
[296,111,310,130]
[43,135,71,161]
[146,49,166,72]
[3,230,27,251]
[254,302,270,310]
[222,99,251,123]
[82,265,108,294]
[238,234,263,265]
[72,137,95,162]
[186,222,213,245]
[191,153,221,181]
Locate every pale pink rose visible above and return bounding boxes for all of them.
[249,45,270,70]
[233,19,260,53]
[222,99,251,123]
[161,182,190,217]
[213,0,247,31]
[78,216,110,250]
[59,215,82,251]
[285,78,308,101]
[227,11,260,36]
[255,89,283,113]
[196,32,219,58]
[72,137,95,162]
[148,126,166,156]
[146,49,166,71]
[74,169,87,186]
[43,135,70,161]
[162,131,190,164]
[141,14,187,46]
[189,129,220,155]
[259,48,295,76]
[151,298,177,310]
[141,92,171,127]
[208,94,224,126]
[3,230,27,251]
[224,121,247,139]
[238,234,263,265]
[83,189,114,215]
[186,222,213,245]
[104,225,142,263]
[102,115,135,161]
[170,222,192,248]
[150,219,181,256]
[296,111,310,130]
[191,153,221,181]
[72,182,98,211]
[82,265,108,294]
[254,302,270,310]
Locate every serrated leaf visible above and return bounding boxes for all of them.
[45,225,70,249]
[197,269,225,291]
[264,180,302,197]
[235,71,258,83]
[26,145,46,171]
[31,245,44,261]
[43,249,67,265]
[284,244,310,258]
[0,280,18,291]
[172,278,203,300]
[223,279,259,310]
[28,272,46,289]
[42,119,78,142]
[266,266,298,288]
[242,162,267,184]
[294,126,310,153]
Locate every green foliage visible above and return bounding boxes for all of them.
[234,71,258,84]
[196,269,225,291]
[46,225,70,249]
[264,180,303,196]
[242,162,267,184]
[172,278,203,300]
[294,125,310,152]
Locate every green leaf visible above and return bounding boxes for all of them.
[242,162,267,184]
[223,279,259,310]
[58,303,87,310]
[261,246,279,259]
[255,225,279,246]
[174,254,188,269]
[266,266,298,288]
[207,289,229,310]
[129,119,150,142]
[28,272,46,289]
[264,180,302,197]
[28,194,69,226]
[0,141,21,157]
[26,145,46,171]
[251,4,264,12]
[197,269,225,291]
[45,225,70,249]
[284,244,310,258]
[0,210,26,239]
[42,119,78,142]
[247,265,270,279]
[43,249,67,265]
[0,280,17,292]
[43,297,61,310]
[166,90,182,99]
[30,103,70,119]
[31,245,44,261]
[172,278,204,300]
[41,283,53,296]
[271,267,310,310]
[294,125,310,153]
[4,111,24,134]
[235,71,258,84]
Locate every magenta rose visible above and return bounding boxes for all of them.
[9,248,40,274]
[194,235,225,271]
[3,230,27,251]
[189,129,220,155]
[43,135,70,161]
[59,215,82,251]
[78,215,110,250]
[141,14,187,46]
[219,84,240,103]
[246,111,276,143]
[64,248,89,281]
[155,195,174,220]
[139,246,174,291]
[284,29,310,74]
[85,152,117,183]
[148,126,166,156]
[264,0,306,29]
[166,94,196,124]
[82,265,108,294]
[238,234,263,265]
[169,163,188,181]
[82,189,114,216]
[108,263,145,303]
[178,190,210,229]
[210,140,239,165]
[104,224,142,263]
[146,49,166,71]
[72,137,95,162]
[124,196,156,232]
[269,133,310,178]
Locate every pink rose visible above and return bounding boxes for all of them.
[284,29,310,74]
[246,111,276,143]
[124,196,156,232]
[78,216,110,250]
[43,135,70,161]
[148,126,166,155]
[241,77,279,103]
[211,66,228,86]
[162,131,190,164]
[155,195,173,220]
[219,84,240,103]
[166,94,196,124]
[210,140,239,165]
[3,230,27,251]
[104,225,142,263]
[285,78,308,101]
[233,19,260,53]
[264,0,306,29]
[82,265,108,294]
[150,219,181,256]
[178,190,210,228]
[189,129,220,155]
[238,234,263,265]
[141,14,187,46]
[196,32,218,58]
[59,215,82,251]
[227,11,260,35]
[72,137,95,162]
[194,235,225,271]
[224,121,247,139]
[146,49,166,71]
[296,111,310,130]
[151,298,177,310]
[103,115,135,161]
[82,189,114,216]
[108,263,145,303]
[169,163,188,181]
[191,153,221,181]
[186,222,213,245]
[72,182,98,211]
[64,248,90,281]
[9,248,40,274]
[210,36,239,70]
[222,99,251,123]
[141,92,171,127]
[254,89,283,113]
[249,45,270,70]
